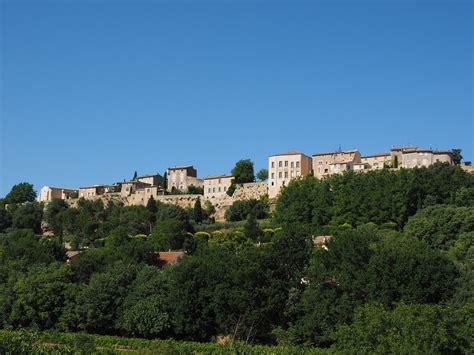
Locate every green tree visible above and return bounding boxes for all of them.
[256,168,268,181]
[146,196,157,225]
[231,159,255,184]
[8,264,72,329]
[334,303,470,353]
[225,199,268,222]
[150,219,188,251]
[120,295,170,338]
[450,148,463,165]
[5,183,37,204]
[187,185,204,195]
[404,205,474,249]
[244,212,261,241]
[44,199,68,236]
[11,202,43,234]
[163,171,168,190]
[71,262,137,334]
[132,171,138,180]
[366,237,458,305]
[193,198,203,224]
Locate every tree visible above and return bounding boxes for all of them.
[334,303,469,353]
[11,202,43,234]
[193,198,203,224]
[146,196,157,225]
[244,212,261,241]
[5,183,36,204]
[403,205,474,250]
[44,199,68,236]
[224,199,268,222]
[256,169,268,182]
[150,219,188,251]
[132,171,138,181]
[450,149,463,165]
[187,185,204,195]
[163,171,168,190]
[231,159,255,184]
[8,264,72,330]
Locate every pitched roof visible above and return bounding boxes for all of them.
[313,149,359,156]
[137,174,162,178]
[158,251,185,265]
[168,165,194,170]
[42,186,78,191]
[362,152,390,158]
[269,151,310,158]
[204,174,233,180]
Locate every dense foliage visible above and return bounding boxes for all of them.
[0,163,473,352]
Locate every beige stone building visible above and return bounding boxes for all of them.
[204,174,234,198]
[136,173,163,187]
[167,165,203,192]
[390,146,452,169]
[79,185,106,199]
[128,185,165,205]
[268,151,312,198]
[38,186,78,202]
[361,152,391,170]
[120,180,154,197]
[312,149,361,179]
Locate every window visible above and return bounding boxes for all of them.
[318,161,322,165]
[218,187,221,192]
[279,161,282,167]
[271,182,274,186]
[271,162,275,168]
[285,172,288,178]
[224,186,227,191]
[218,179,221,184]
[146,188,151,192]
[208,188,211,193]
[213,188,215,193]
[279,172,282,178]
[271,173,274,179]
[291,162,294,168]
[296,162,300,168]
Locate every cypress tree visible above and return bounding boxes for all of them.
[193,198,203,224]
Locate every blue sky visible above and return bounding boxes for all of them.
[1,0,472,196]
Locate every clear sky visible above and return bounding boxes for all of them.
[1,0,472,196]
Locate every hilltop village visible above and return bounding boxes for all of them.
[37,145,462,220]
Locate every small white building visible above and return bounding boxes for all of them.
[204,174,234,198]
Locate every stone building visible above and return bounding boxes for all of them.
[167,165,203,192]
[312,149,361,179]
[37,186,78,202]
[361,152,392,170]
[79,185,106,199]
[390,146,452,169]
[120,180,153,197]
[136,173,163,187]
[268,151,312,198]
[204,174,234,198]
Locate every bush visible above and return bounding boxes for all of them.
[225,199,268,222]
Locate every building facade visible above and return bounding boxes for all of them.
[312,149,361,179]
[390,147,453,169]
[204,174,234,198]
[268,151,312,198]
[37,186,78,202]
[136,173,163,187]
[167,165,203,192]
[361,152,391,170]
[79,185,106,199]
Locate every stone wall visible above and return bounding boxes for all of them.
[62,181,269,222]
[232,181,268,200]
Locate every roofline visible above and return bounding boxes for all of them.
[269,151,311,158]
[204,174,234,180]
[312,149,359,156]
